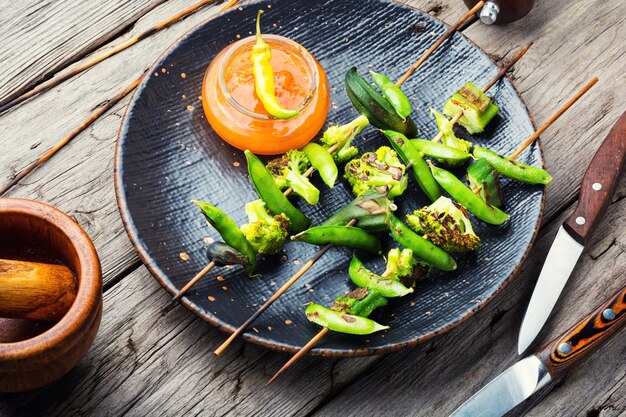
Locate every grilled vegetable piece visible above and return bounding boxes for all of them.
[322,187,394,233]
[266,149,320,205]
[442,81,499,134]
[406,196,480,254]
[301,142,338,188]
[206,242,250,267]
[370,70,412,119]
[473,146,553,185]
[432,109,473,159]
[382,248,431,288]
[320,115,369,164]
[240,200,290,255]
[344,146,408,199]
[467,158,504,208]
[345,68,417,137]
[292,225,382,255]
[331,287,388,317]
[305,303,389,335]
[348,256,413,298]
[192,201,256,275]
[410,138,472,166]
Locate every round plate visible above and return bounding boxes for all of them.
[115,0,544,357]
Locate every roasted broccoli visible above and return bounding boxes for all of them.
[383,248,431,288]
[344,146,408,199]
[267,149,320,205]
[431,109,473,159]
[240,200,290,255]
[320,115,369,163]
[406,196,480,254]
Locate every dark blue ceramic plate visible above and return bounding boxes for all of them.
[115,0,544,356]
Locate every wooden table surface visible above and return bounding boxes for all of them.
[0,0,624,416]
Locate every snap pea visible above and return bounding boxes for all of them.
[291,225,382,254]
[322,187,392,232]
[191,201,256,275]
[305,303,389,335]
[382,130,441,201]
[370,71,412,119]
[473,146,552,185]
[410,138,472,165]
[429,162,510,225]
[244,150,311,233]
[389,214,457,271]
[331,288,388,317]
[348,256,413,298]
[301,142,338,188]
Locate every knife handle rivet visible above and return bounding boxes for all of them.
[592,182,602,191]
[602,308,616,321]
[575,216,586,225]
[558,342,572,355]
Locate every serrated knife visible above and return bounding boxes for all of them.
[451,282,626,417]
[518,111,626,355]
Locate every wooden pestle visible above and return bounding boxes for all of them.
[0,259,77,321]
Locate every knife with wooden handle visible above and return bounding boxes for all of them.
[451,282,626,417]
[518,111,626,354]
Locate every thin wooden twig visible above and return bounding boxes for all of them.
[0,75,144,196]
[0,0,240,114]
[172,261,216,300]
[431,42,533,142]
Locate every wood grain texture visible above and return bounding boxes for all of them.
[0,0,624,414]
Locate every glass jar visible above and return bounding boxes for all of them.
[202,35,330,155]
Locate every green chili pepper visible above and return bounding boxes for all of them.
[467,158,504,208]
[389,214,457,271]
[410,138,472,166]
[322,187,392,233]
[244,150,310,233]
[370,71,412,119]
[305,303,389,335]
[429,162,510,225]
[382,130,441,202]
[331,287,388,317]
[473,146,552,185]
[191,201,256,275]
[291,226,382,254]
[348,256,413,298]
[301,142,338,188]
[251,11,298,120]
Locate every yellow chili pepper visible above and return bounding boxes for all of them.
[251,11,299,120]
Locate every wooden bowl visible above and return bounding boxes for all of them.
[0,198,102,392]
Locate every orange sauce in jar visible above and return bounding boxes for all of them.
[202,35,330,155]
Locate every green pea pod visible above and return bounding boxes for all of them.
[332,288,388,317]
[322,187,392,232]
[370,71,412,119]
[473,146,552,185]
[244,150,311,233]
[301,142,338,188]
[429,163,510,225]
[382,130,441,202]
[191,201,256,275]
[389,214,457,271]
[348,256,413,298]
[410,139,472,165]
[291,226,382,254]
[305,303,389,335]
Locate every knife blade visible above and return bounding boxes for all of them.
[518,111,626,354]
[452,282,626,417]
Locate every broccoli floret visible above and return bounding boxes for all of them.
[383,248,431,288]
[240,200,290,255]
[266,149,320,205]
[406,196,480,254]
[344,146,408,199]
[431,109,473,159]
[320,115,369,163]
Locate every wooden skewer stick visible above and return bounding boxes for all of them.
[212,3,513,356]
[0,0,239,114]
[395,0,484,86]
[431,42,533,142]
[0,75,144,196]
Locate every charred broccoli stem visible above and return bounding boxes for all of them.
[344,146,408,199]
[320,115,370,164]
[266,149,320,205]
[383,248,431,288]
[406,196,480,254]
[240,199,290,255]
